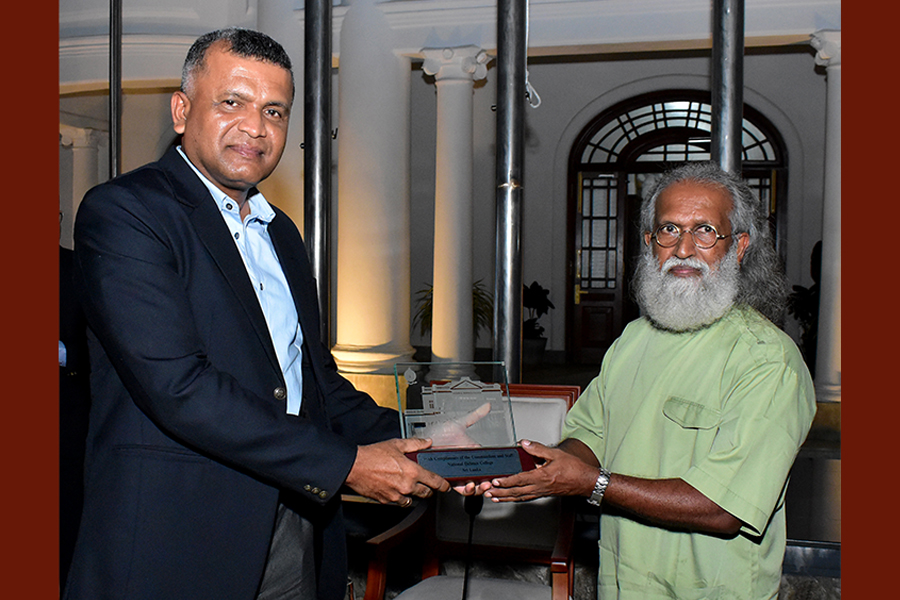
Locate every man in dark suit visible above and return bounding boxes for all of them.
[66,28,449,600]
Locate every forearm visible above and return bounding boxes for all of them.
[532,440,739,534]
[559,438,739,534]
[602,474,741,536]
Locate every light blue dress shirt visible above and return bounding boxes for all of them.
[177,147,304,415]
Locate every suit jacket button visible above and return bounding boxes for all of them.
[319,490,328,499]
[274,387,287,401]
[304,484,311,491]
[311,487,320,495]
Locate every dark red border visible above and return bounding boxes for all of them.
[21,4,861,598]
[844,4,879,595]
[6,5,59,597]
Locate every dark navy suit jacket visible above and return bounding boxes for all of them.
[66,147,399,600]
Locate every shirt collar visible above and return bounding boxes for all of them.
[176,145,276,224]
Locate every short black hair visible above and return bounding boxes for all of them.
[181,27,294,98]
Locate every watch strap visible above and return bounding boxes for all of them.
[587,467,611,506]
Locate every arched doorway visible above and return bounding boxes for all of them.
[566,90,787,364]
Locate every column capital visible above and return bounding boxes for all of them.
[421,45,489,83]
[60,124,103,148]
[810,30,841,68]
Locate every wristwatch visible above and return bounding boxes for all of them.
[586,467,612,506]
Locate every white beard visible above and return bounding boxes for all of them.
[635,246,740,332]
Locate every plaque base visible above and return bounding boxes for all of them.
[406,446,536,483]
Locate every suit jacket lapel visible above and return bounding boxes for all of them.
[158,148,281,374]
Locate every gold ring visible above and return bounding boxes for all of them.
[400,496,412,507]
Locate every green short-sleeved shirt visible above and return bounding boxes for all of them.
[563,306,816,600]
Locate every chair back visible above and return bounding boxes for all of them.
[434,384,580,551]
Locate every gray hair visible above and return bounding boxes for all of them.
[639,162,787,325]
[181,27,294,98]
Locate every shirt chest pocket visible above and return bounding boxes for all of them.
[662,397,721,430]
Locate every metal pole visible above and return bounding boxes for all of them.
[493,0,526,383]
[711,0,744,174]
[109,0,122,178]
[304,0,333,344]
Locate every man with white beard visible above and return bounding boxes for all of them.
[479,162,817,599]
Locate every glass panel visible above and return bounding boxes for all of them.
[630,105,652,118]
[742,129,761,147]
[609,220,617,244]
[744,145,765,161]
[593,222,607,247]
[592,251,607,279]
[744,120,765,141]
[593,191,608,217]
[608,250,617,279]
[610,135,631,157]
[664,101,691,111]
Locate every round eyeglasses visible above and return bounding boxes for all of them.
[649,223,731,250]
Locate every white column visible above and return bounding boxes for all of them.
[811,30,841,404]
[422,46,488,379]
[59,125,104,250]
[808,29,841,544]
[332,0,415,376]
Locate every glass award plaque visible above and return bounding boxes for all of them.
[394,361,535,483]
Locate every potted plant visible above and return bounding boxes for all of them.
[412,279,494,345]
[523,281,554,365]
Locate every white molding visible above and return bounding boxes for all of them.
[59,124,103,148]
[811,29,841,67]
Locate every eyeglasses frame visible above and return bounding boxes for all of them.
[648,222,732,250]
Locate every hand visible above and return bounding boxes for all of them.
[452,479,494,496]
[345,438,451,506]
[425,402,492,448]
[483,439,598,502]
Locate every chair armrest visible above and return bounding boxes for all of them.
[363,498,433,600]
[366,497,430,549]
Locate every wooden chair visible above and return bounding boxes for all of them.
[361,384,581,600]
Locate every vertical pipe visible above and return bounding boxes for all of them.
[109,0,122,178]
[304,0,333,344]
[711,0,744,174]
[493,0,526,383]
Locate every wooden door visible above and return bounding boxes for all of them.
[569,172,644,365]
